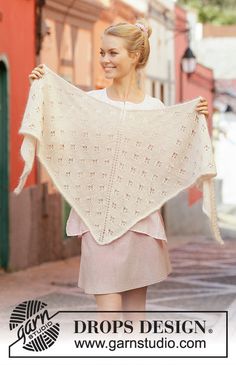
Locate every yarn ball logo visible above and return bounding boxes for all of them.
[9,300,60,352]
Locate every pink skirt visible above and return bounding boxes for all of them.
[78,230,172,294]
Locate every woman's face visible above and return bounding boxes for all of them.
[99,34,138,79]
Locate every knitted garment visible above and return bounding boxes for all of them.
[14,64,224,246]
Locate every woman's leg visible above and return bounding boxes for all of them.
[94,292,123,321]
[93,287,147,335]
[121,286,148,330]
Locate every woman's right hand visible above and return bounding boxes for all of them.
[28,64,45,85]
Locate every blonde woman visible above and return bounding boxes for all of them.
[29,19,209,325]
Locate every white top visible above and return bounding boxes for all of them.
[86,88,165,110]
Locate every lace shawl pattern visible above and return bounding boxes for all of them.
[14,64,224,245]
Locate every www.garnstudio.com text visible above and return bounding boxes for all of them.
[73,337,206,351]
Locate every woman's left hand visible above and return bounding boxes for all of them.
[196,96,209,119]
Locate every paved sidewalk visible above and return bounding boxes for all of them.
[0,234,235,313]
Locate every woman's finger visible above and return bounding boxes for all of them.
[196,106,208,111]
[32,70,43,78]
[35,67,45,74]
[196,109,207,112]
[196,108,208,111]
[196,104,208,109]
[198,110,209,115]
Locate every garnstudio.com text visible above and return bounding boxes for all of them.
[74,319,207,334]
[74,337,207,351]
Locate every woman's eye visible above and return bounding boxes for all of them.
[99,52,117,55]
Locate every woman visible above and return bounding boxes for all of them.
[29,19,209,324]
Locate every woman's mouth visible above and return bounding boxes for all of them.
[104,66,116,71]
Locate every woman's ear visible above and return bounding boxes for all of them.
[131,52,140,66]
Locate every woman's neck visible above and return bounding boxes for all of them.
[107,69,144,103]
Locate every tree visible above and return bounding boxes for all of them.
[177,0,236,24]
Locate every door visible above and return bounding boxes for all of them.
[0,61,9,269]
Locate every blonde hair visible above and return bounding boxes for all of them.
[103,18,152,70]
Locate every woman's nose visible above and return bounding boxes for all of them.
[102,54,111,63]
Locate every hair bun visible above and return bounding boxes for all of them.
[135,18,152,38]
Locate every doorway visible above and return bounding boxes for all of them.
[0,60,9,269]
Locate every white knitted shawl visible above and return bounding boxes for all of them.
[14,64,224,246]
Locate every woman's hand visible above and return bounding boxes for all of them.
[196,96,209,119]
[28,64,45,85]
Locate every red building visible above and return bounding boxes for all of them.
[0,0,35,269]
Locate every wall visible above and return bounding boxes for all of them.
[0,0,36,192]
